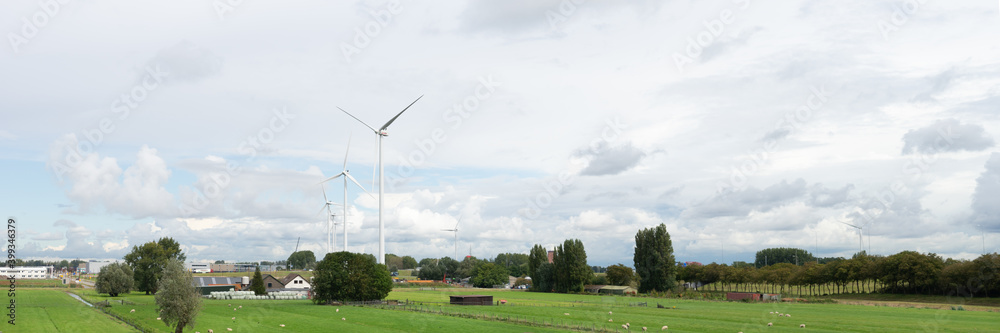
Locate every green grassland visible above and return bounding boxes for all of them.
[11,289,136,332]
[386,289,999,332]
[20,285,1000,332]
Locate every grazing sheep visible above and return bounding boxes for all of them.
[768,322,773,326]
[228,303,232,306]
[609,319,613,322]
[129,309,135,313]
[661,326,668,330]
[234,308,237,311]
[208,330,214,333]
[642,327,647,332]
[238,305,242,309]
[786,314,791,318]
[609,311,613,315]
[231,317,236,320]
[336,309,340,312]
[769,311,774,314]
[156,317,161,321]
[227,329,233,332]
[342,318,346,321]
[800,324,805,328]
[622,324,629,330]
[564,313,570,316]
[280,324,285,327]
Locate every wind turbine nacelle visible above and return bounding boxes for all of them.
[379,130,389,136]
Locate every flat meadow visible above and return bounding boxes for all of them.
[14,283,999,332]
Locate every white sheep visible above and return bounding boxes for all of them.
[208,330,214,333]
[238,305,242,309]
[129,309,135,313]
[642,327,648,332]
[622,324,629,330]
[799,324,805,328]
[156,317,161,320]
[227,329,233,332]
[341,317,346,321]
[280,324,285,327]
[563,313,570,316]
[231,317,236,320]
[609,319,613,322]
[336,308,340,312]
[233,308,237,311]
[767,322,773,326]
[661,325,668,330]
[609,311,613,315]
[786,314,791,317]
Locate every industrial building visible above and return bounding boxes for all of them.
[0,266,53,279]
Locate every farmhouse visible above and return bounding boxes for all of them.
[258,274,285,289]
[280,273,311,289]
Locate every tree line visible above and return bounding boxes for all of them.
[680,249,1000,297]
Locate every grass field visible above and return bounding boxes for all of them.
[63,287,1000,332]
[12,289,136,332]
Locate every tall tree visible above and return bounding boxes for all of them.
[754,247,815,267]
[95,262,133,297]
[401,256,418,269]
[553,239,590,293]
[634,223,677,293]
[312,251,392,303]
[250,266,267,295]
[606,264,635,286]
[124,237,186,295]
[155,259,201,333]
[528,244,549,291]
[287,250,316,270]
[471,262,509,288]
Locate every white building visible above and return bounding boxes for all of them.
[186,263,211,273]
[0,266,53,279]
[86,260,120,274]
[280,273,311,289]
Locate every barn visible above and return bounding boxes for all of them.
[449,295,493,306]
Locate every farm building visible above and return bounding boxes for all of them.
[257,274,285,290]
[725,292,781,301]
[450,295,494,306]
[584,285,606,293]
[598,286,637,295]
[280,273,311,290]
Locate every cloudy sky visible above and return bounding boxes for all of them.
[2,1,999,267]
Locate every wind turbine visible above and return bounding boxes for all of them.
[442,217,461,260]
[319,135,373,253]
[317,187,343,254]
[337,95,423,264]
[840,221,864,253]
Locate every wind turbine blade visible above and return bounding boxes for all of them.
[380,95,423,131]
[338,107,378,133]
[839,221,860,229]
[322,186,329,202]
[345,174,375,199]
[317,204,328,217]
[343,134,352,170]
[319,173,345,184]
